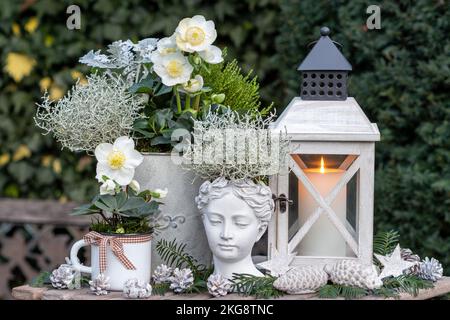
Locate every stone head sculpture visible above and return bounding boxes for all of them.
[195,177,274,279]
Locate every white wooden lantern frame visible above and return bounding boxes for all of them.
[268,97,380,267]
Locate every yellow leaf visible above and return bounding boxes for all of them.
[52,159,62,174]
[49,85,65,100]
[12,23,21,36]
[41,155,53,167]
[39,77,52,92]
[45,35,55,47]
[59,195,68,203]
[12,145,31,161]
[25,17,39,33]
[0,153,10,166]
[4,52,36,82]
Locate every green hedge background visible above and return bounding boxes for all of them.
[0,1,449,272]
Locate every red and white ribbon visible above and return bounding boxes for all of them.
[83,231,152,273]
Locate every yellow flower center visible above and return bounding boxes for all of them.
[166,60,183,77]
[186,27,205,46]
[107,150,126,169]
[162,47,177,55]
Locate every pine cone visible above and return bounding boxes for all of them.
[207,274,231,297]
[325,260,383,290]
[169,268,194,293]
[123,278,152,299]
[401,248,421,275]
[418,257,443,282]
[152,264,173,284]
[89,273,110,295]
[273,265,328,294]
[50,264,76,289]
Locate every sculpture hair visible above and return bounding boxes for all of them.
[195,177,274,227]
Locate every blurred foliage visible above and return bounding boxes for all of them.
[277,0,450,272]
[0,0,449,273]
[0,0,279,202]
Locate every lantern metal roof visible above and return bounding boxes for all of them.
[298,27,352,71]
[270,97,380,142]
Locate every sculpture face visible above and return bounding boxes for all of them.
[202,188,264,263]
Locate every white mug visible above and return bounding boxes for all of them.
[70,233,152,291]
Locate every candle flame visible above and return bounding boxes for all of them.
[320,156,325,174]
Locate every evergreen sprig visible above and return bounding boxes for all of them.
[156,239,202,274]
[318,284,368,299]
[373,230,400,255]
[381,275,434,297]
[230,274,284,299]
[202,59,273,117]
[30,271,51,288]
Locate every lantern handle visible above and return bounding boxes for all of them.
[272,193,293,213]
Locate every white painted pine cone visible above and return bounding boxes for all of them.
[273,266,328,294]
[325,260,382,290]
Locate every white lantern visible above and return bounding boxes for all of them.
[268,27,380,267]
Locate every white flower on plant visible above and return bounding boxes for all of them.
[129,180,141,193]
[198,45,223,64]
[100,179,117,195]
[182,75,204,93]
[153,52,193,86]
[95,136,144,186]
[175,15,217,53]
[151,36,178,60]
[154,188,168,199]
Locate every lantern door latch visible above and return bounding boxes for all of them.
[272,193,293,213]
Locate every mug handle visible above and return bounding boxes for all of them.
[69,239,92,274]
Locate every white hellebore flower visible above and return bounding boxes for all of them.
[100,179,116,195]
[129,180,141,193]
[175,15,217,53]
[95,136,144,186]
[154,188,168,199]
[153,52,193,86]
[182,75,204,93]
[150,36,178,64]
[198,45,223,64]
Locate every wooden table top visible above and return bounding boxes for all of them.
[11,277,450,300]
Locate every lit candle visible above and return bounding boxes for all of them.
[297,157,348,257]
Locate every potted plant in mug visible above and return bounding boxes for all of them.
[35,14,272,271]
[69,136,167,291]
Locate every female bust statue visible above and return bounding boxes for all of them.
[195,177,274,279]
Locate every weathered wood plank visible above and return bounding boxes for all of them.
[0,199,90,225]
[12,277,450,300]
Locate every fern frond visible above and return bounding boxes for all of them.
[373,230,400,255]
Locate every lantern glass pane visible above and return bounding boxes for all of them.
[288,154,359,257]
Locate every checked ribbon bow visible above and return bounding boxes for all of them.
[83,231,152,273]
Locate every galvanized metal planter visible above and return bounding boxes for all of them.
[134,153,211,271]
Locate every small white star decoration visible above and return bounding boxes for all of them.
[374,244,418,279]
[257,249,295,277]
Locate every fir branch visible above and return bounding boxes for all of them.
[381,275,434,297]
[155,239,207,278]
[152,283,171,296]
[30,271,51,288]
[373,230,400,255]
[230,274,284,299]
[318,284,368,299]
